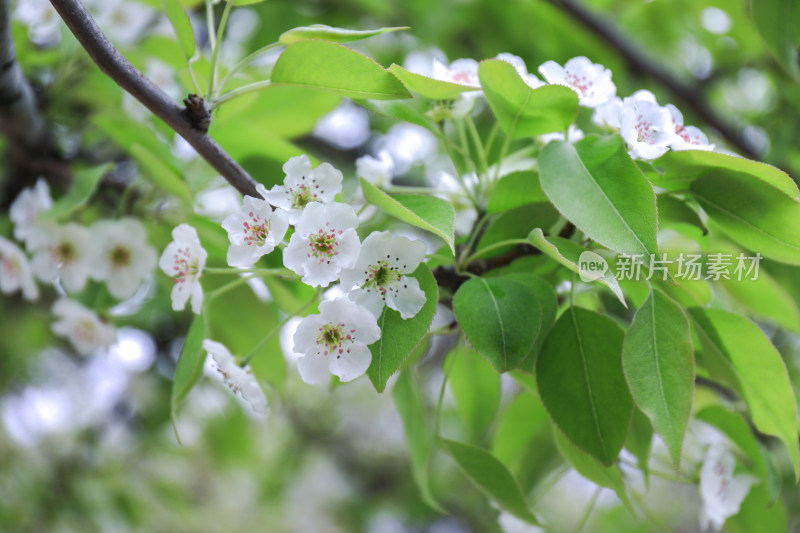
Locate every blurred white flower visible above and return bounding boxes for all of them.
[340,231,427,319]
[9,178,52,248]
[52,299,116,356]
[432,57,481,87]
[158,224,207,314]
[375,123,437,175]
[89,218,157,299]
[283,202,360,287]
[539,125,585,145]
[30,222,93,292]
[538,56,616,108]
[13,0,62,46]
[313,100,371,150]
[431,170,478,235]
[620,90,676,160]
[293,297,381,383]
[592,96,623,130]
[699,442,758,531]
[91,0,155,47]
[203,339,268,415]
[496,53,544,89]
[665,104,715,152]
[498,511,544,533]
[265,155,343,224]
[356,150,395,187]
[222,184,289,267]
[0,236,39,301]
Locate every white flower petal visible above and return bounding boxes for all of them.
[386,275,427,319]
[328,343,372,382]
[297,354,331,384]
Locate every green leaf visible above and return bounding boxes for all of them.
[527,228,626,306]
[388,64,477,99]
[537,306,632,465]
[448,345,501,442]
[749,0,800,80]
[44,165,111,219]
[453,276,542,372]
[539,135,658,257]
[231,0,267,5]
[441,439,540,525]
[392,371,444,512]
[170,315,206,413]
[280,25,409,45]
[478,59,578,138]
[691,171,800,265]
[622,289,694,470]
[625,409,653,485]
[271,40,411,100]
[656,194,706,234]
[361,178,455,253]
[477,203,559,256]
[128,143,194,205]
[161,0,196,60]
[655,149,800,201]
[367,264,438,392]
[690,308,800,479]
[487,171,547,214]
[553,426,631,509]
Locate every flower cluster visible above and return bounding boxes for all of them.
[3,180,159,356]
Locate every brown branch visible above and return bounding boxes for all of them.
[546,0,759,159]
[48,0,262,198]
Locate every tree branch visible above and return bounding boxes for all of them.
[48,0,262,198]
[546,0,759,159]
[0,0,61,202]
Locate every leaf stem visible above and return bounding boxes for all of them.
[206,0,233,100]
[573,487,601,533]
[216,41,281,96]
[213,80,272,107]
[461,238,531,265]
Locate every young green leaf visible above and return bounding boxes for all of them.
[448,345,501,442]
[690,308,800,479]
[625,409,653,484]
[367,264,438,392]
[691,171,800,265]
[539,135,659,258]
[655,149,800,200]
[441,439,540,525]
[453,276,542,372]
[44,165,111,219]
[171,315,206,413]
[271,40,411,100]
[527,228,626,306]
[476,203,559,256]
[161,0,196,60]
[622,289,694,470]
[537,306,632,465]
[478,59,578,138]
[388,64,477,99]
[487,171,548,214]
[280,25,409,45]
[361,178,455,253]
[392,371,444,513]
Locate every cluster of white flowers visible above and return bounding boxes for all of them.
[3,180,158,356]
[158,154,429,386]
[425,54,713,159]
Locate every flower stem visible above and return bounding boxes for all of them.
[465,114,488,180]
[216,42,281,96]
[573,486,601,533]
[240,290,320,366]
[206,0,234,100]
[213,80,272,108]
[461,238,531,265]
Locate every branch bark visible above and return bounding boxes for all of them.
[48,0,262,198]
[547,0,759,159]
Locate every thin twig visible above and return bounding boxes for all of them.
[49,0,262,198]
[546,0,758,158]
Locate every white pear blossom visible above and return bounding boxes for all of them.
[620,91,676,160]
[496,53,545,89]
[592,96,623,129]
[284,202,360,287]
[9,179,53,248]
[52,299,116,356]
[432,58,481,88]
[13,0,62,46]
[91,0,155,47]
[539,125,585,145]
[356,150,395,187]
[432,170,478,235]
[158,224,207,314]
[222,184,289,268]
[30,223,93,292]
[699,442,758,531]
[340,232,427,319]
[89,218,157,300]
[265,155,343,224]
[538,56,616,108]
[203,340,268,415]
[665,104,715,151]
[293,298,381,384]
[0,237,39,301]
